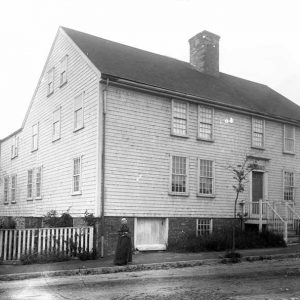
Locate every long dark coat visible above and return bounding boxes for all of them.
[114,224,132,265]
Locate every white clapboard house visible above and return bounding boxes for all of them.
[1,27,300,254]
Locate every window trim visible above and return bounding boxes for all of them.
[196,218,213,237]
[72,156,82,195]
[169,155,189,196]
[47,67,54,96]
[27,169,34,201]
[283,124,295,154]
[35,166,42,200]
[32,123,39,152]
[197,158,215,198]
[283,169,295,202]
[52,107,61,142]
[11,135,19,159]
[59,55,68,87]
[197,105,214,142]
[3,176,9,205]
[251,117,265,149]
[10,174,17,204]
[171,100,189,138]
[73,92,84,132]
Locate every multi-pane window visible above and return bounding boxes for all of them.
[11,135,19,158]
[284,171,295,201]
[11,175,17,203]
[171,100,188,136]
[171,156,188,194]
[284,125,295,153]
[4,177,9,204]
[196,219,213,236]
[32,123,39,151]
[73,157,81,193]
[36,167,42,198]
[60,55,68,86]
[198,106,213,140]
[27,169,33,199]
[252,118,264,148]
[74,93,84,131]
[52,107,61,141]
[198,159,214,195]
[47,68,54,95]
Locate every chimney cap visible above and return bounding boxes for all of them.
[189,30,220,43]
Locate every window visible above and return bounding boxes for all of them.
[11,135,19,159]
[73,157,82,194]
[32,123,39,151]
[36,167,42,199]
[47,68,54,95]
[27,169,33,199]
[198,159,214,196]
[196,219,213,236]
[198,106,213,141]
[283,124,295,153]
[252,118,264,148]
[171,100,188,137]
[11,175,17,203]
[284,171,295,201]
[60,55,68,86]
[52,107,61,141]
[74,93,84,131]
[4,176,9,204]
[170,156,188,195]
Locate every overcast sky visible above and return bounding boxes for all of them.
[0,0,300,139]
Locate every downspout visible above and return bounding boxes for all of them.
[100,78,109,257]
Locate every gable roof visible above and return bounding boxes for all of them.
[62,26,300,123]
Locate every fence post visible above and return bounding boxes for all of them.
[259,199,263,233]
[284,221,288,244]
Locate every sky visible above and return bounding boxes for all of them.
[0,0,300,139]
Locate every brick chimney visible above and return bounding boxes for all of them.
[189,30,220,77]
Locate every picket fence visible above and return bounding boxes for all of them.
[0,226,94,261]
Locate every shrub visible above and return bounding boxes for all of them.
[167,229,286,252]
[78,248,97,261]
[43,210,73,228]
[83,210,97,226]
[20,251,71,265]
[0,217,16,229]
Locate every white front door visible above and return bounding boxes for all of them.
[135,218,168,251]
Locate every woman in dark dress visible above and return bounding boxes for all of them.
[114,218,132,265]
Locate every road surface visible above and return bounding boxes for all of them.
[1,258,300,299]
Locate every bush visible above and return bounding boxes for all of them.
[0,217,16,229]
[167,229,286,252]
[20,251,72,265]
[43,210,73,228]
[78,248,97,261]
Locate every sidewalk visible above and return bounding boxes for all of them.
[1,244,300,281]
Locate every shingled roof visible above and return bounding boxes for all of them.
[62,27,300,123]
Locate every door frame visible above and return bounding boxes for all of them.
[134,217,169,251]
[249,170,268,216]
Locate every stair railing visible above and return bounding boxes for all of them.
[285,202,300,234]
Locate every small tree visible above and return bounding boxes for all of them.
[228,156,256,252]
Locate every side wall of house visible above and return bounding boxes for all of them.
[0,30,100,218]
[103,85,300,218]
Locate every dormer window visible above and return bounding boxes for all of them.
[60,55,68,86]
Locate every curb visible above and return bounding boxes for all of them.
[1,253,300,282]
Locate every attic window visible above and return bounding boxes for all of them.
[60,55,68,87]
[47,68,54,96]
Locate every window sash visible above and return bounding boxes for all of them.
[172,100,188,136]
[4,177,9,203]
[27,170,33,199]
[36,167,42,198]
[47,68,54,95]
[198,159,214,195]
[32,124,38,151]
[60,56,68,86]
[11,175,17,203]
[11,136,19,158]
[74,94,84,130]
[196,219,213,236]
[284,125,295,153]
[73,157,81,193]
[171,156,188,194]
[198,106,213,140]
[252,118,264,148]
[52,108,61,140]
[284,171,294,201]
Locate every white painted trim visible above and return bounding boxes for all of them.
[134,217,137,250]
[60,27,101,79]
[165,218,169,246]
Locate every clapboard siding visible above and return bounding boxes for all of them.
[104,85,300,218]
[0,30,100,217]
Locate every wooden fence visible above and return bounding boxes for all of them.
[0,226,94,261]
